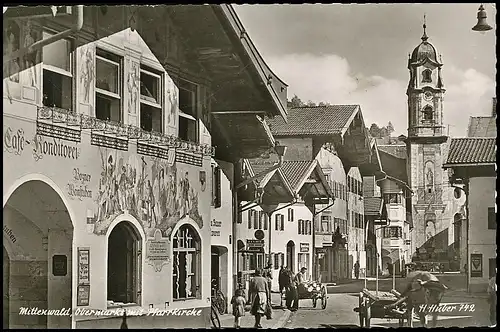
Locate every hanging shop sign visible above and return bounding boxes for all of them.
[300,243,310,253]
[470,253,483,278]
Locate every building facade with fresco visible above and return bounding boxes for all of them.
[3,5,288,329]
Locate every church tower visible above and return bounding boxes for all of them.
[406,18,464,265]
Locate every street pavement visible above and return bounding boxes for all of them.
[219,292,291,329]
[284,276,492,328]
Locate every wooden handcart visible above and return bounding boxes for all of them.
[354,288,408,328]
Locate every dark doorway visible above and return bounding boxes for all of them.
[211,247,220,291]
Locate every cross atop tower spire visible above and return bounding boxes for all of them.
[422,14,428,42]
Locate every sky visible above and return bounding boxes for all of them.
[234,4,497,137]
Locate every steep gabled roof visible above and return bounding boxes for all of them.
[266,105,359,137]
[377,144,407,160]
[445,137,496,166]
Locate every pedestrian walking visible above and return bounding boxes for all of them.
[488,269,497,327]
[278,266,288,307]
[385,270,447,327]
[285,269,299,312]
[354,260,360,280]
[264,262,273,295]
[231,288,246,329]
[249,268,271,328]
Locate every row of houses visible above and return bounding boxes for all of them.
[3,5,495,330]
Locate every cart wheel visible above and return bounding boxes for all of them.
[321,287,327,309]
[312,298,317,308]
[358,293,365,328]
[365,304,371,328]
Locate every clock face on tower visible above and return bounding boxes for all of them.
[424,91,433,101]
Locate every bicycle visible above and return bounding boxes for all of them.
[211,279,227,315]
[210,299,221,329]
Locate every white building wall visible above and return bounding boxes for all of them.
[468,176,496,292]
[347,167,365,279]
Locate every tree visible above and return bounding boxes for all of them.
[387,121,395,136]
[318,101,331,106]
[306,100,317,107]
[288,95,304,108]
[369,123,381,138]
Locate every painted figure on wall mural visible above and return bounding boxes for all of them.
[4,20,21,85]
[23,20,39,87]
[167,86,178,126]
[80,47,94,103]
[94,149,204,236]
[127,60,139,114]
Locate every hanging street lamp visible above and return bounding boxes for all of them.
[472,4,493,34]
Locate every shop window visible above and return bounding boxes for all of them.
[178,79,198,143]
[95,49,121,122]
[422,69,432,83]
[173,224,201,300]
[42,31,72,109]
[423,106,433,122]
[140,66,162,132]
[107,222,141,306]
[211,165,222,208]
[488,207,496,229]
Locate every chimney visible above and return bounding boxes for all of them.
[492,97,497,117]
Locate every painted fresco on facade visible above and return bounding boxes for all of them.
[22,20,41,87]
[79,45,95,103]
[166,78,178,127]
[93,148,203,237]
[127,59,139,115]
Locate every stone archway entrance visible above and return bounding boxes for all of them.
[3,180,74,329]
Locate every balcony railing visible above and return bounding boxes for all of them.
[36,106,215,156]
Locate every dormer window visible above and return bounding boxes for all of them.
[422,69,432,83]
[423,106,433,122]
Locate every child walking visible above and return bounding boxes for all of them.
[231,288,246,328]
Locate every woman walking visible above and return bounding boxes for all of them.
[249,269,270,328]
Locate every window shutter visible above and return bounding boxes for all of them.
[281,215,284,231]
[275,215,279,231]
[248,210,252,229]
[263,214,268,230]
[214,166,222,208]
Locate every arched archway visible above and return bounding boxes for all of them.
[286,240,295,272]
[107,221,142,305]
[3,180,74,329]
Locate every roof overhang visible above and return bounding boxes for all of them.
[335,107,377,176]
[258,169,295,206]
[212,112,276,161]
[296,160,333,203]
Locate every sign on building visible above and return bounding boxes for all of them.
[247,239,264,252]
[146,230,170,272]
[211,219,222,237]
[300,243,310,252]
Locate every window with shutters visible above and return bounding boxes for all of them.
[288,208,294,222]
[107,221,142,306]
[258,211,264,230]
[488,207,496,229]
[263,214,268,230]
[212,165,222,208]
[280,215,285,231]
[173,224,201,300]
[254,210,259,229]
[298,219,303,234]
[248,210,253,229]
[276,214,279,231]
